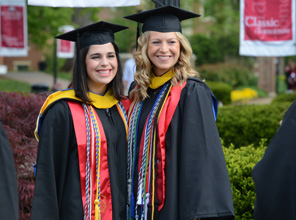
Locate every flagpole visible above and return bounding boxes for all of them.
[53,38,57,91]
[153,0,180,7]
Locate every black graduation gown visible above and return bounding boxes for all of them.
[0,121,19,220]
[31,100,127,220]
[252,100,296,220]
[132,78,235,220]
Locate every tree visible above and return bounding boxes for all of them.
[27,6,103,49]
[27,6,102,72]
[27,6,75,50]
[202,0,240,59]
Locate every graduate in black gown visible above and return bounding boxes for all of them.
[252,100,296,220]
[0,121,18,220]
[124,6,235,220]
[31,21,129,220]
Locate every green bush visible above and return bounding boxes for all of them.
[206,81,232,105]
[217,103,291,147]
[197,63,257,89]
[190,33,240,65]
[190,34,224,65]
[271,91,296,104]
[223,140,267,220]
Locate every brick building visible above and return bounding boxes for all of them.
[0,43,44,72]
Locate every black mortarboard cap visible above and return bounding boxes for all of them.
[55,21,128,48]
[55,21,128,91]
[124,5,200,33]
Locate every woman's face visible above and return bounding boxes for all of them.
[85,43,118,95]
[147,31,180,76]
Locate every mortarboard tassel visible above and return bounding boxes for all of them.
[136,22,140,50]
[95,199,101,220]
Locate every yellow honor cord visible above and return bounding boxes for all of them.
[94,199,101,220]
[151,84,172,219]
[151,130,156,220]
[89,106,102,220]
[116,103,128,141]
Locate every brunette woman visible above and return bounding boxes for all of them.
[31,21,129,220]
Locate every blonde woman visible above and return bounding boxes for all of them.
[125,6,235,220]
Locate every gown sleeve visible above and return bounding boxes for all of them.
[30,101,81,220]
[0,121,18,220]
[252,100,296,220]
[160,79,235,220]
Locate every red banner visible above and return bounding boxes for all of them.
[0,0,27,57]
[59,40,72,53]
[244,0,292,41]
[57,25,75,58]
[240,0,296,56]
[1,6,24,48]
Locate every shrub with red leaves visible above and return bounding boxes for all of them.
[0,91,49,220]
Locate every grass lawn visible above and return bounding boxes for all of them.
[0,77,31,92]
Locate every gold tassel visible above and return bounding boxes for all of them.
[94,199,101,220]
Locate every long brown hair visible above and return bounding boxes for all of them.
[69,42,125,103]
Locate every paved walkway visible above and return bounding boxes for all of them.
[1,71,70,90]
[243,97,274,105]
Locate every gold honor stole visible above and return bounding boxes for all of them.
[35,88,119,141]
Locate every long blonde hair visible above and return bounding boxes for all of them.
[130,31,199,101]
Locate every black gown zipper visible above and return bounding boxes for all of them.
[106,108,114,124]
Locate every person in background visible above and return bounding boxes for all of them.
[285,60,296,93]
[0,121,19,220]
[123,45,137,95]
[124,5,235,220]
[252,100,296,220]
[31,21,129,220]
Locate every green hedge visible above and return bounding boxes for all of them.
[197,63,257,89]
[206,81,232,105]
[223,140,267,220]
[217,103,291,147]
[271,91,296,104]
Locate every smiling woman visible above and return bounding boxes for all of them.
[30,21,130,220]
[124,5,235,220]
[147,31,180,76]
[85,43,118,95]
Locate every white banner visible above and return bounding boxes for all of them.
[240,0,296,57]
[28,0,140,7]
[57,25,75,58]
[0,0,27,56]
